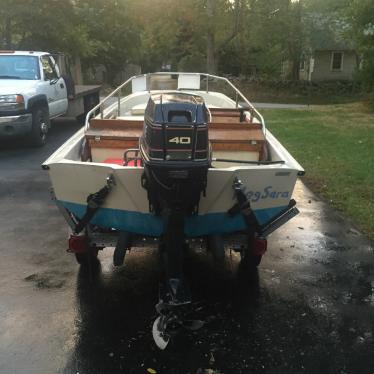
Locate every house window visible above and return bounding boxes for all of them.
[331,52,343,71]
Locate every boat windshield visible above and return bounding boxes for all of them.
[0,55,40,80]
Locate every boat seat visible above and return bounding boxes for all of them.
[86,119,143,151]
[209,107,248,122]
[86,117,266,162]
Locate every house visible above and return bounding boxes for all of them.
[300,47,358,82]
[282,45,359,82]
[281,12,361,82]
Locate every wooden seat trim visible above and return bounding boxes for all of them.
[209,121,261,129]
[86,128,142,140]
[88,138,138,149]
[90,118,143,130]
[211,116,243,124]
[209,108,246,114]
[88,118,261,132]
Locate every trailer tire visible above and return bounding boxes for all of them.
[241,253,262,269]
[207,234,225,262]
[29,107,49,147]
[113,231,131,266]
[75,248,99,266]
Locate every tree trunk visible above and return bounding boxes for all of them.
[288,0,302,81]
[4,18,12,49]
[206,0,216,74]
[291,58,300,81]
[207,32,216,74]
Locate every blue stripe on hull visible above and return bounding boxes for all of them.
[61,201,287,237]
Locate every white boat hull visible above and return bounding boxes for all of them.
[47,139,299,237]
[43,72,304,238]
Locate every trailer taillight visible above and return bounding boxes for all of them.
[253,238,267,256]
[68,234,88,254]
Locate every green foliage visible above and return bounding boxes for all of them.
[74,0,140,83]
[177,53,206,73]
[303,0,352,50]
[0,0,88,56]
[363,92,374,112]
[132,0,207,72]
[345,0,374,88]
[0,0,372,84]
[0,0,141,84]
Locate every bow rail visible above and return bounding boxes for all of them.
[84,72,266,134]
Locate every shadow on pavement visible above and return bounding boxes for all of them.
[0,118,80,155]
[64,250,261,374]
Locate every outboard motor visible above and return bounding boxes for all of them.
[140,92,210,304]
[140,92,210,215]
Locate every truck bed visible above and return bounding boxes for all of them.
[74,85,101,99]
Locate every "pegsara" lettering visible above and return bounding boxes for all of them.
[245,186,289,202]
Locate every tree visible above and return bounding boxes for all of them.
[132,0,205,72]
[206,0,243,74]
[0,0,87,55]
[1,0,369,84]
[133,0,245,74]
[0,0,139,84]
[346,0,374,87]
[0,0,29,49]
[75,0,140,83]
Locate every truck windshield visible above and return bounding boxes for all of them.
[0,55,40,80]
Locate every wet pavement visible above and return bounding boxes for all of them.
[0,120,373,374]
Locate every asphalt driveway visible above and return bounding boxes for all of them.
[0,119,373,374]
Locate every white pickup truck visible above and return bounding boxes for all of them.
[0,51,100,146]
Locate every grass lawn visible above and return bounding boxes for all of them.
[263,103,374,238]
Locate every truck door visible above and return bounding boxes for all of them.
[40,55,68,117]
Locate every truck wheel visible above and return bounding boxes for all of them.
[76,113,86,125]
[29,107,49,147]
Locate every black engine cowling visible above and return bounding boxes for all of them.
[140,92,211,215]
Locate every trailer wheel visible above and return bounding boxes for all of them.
[207,234,225,262]
[75,248,99,266]
[113,231,131,266]
[241,243,262,269]
[29,107,49,147]
[241,253,262,268]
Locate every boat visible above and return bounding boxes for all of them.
[43,72,304,348]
